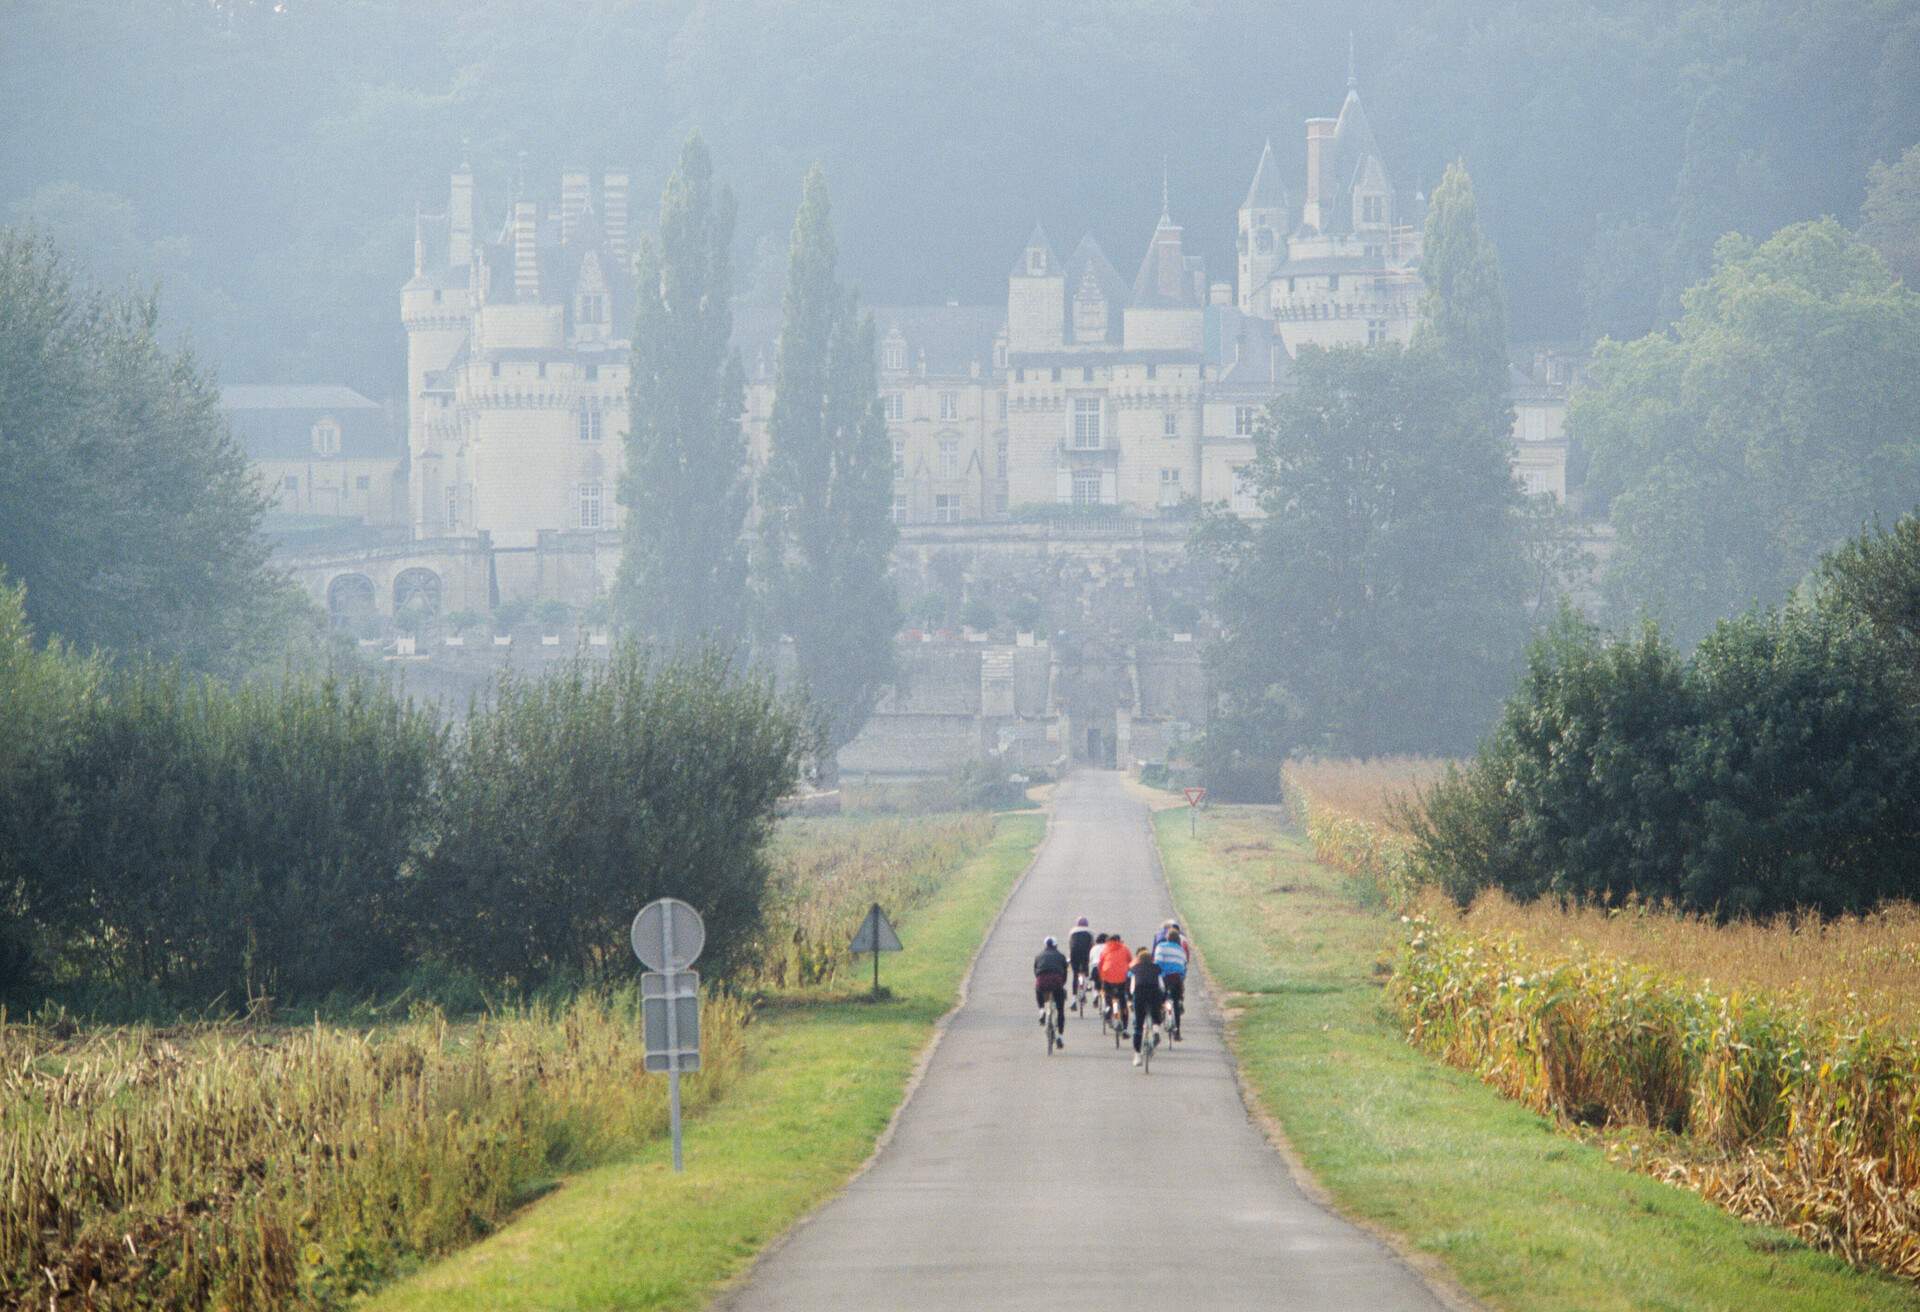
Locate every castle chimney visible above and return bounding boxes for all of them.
[513,199,539,301]
[1303,118,1336,230]
[561,169,590,245]
[602,170,630,266]
[449,166,475,267]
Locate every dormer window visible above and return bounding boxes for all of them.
[1027,248,1045,275]
[577,292,606,324]
[883,335,907,372]
[1255,227,1274,254]
[311,418,341,457]
[1361,195,1385,225]
[578,403,603,442]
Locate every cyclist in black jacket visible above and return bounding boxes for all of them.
[1066,916,1095,998]
[1033,936,1069,1047]
[1126,946,1165,1066]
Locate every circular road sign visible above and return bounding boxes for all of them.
[632,897,706,972]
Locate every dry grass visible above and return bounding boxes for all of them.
[0,991,749,1310]
[1281,756,1452,831]
[751,813,995,988]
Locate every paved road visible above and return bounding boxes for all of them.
[723,771,1450,1311]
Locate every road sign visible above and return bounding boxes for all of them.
[1184,786,1208,835]
[632,897,705,972]
[850,902,903,995]
[632,898,706,1172]
[642,970,701,1074]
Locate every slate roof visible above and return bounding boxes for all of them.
[1206,308,1293,395]
[1131,214,1201,308]
[1065,234,1127,344]
[1243,140,1287,213]
[220,386,397,461]
[1010,223,1061,278]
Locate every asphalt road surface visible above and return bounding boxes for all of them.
[722,770,1451,1311]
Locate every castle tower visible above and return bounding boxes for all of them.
[1006,223,1064,352]
[1237,140,1287,313]
[400,170,478,537]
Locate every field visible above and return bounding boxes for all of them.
[1156,800,1920,1311]
[0,808,1032,1311]
[1283,760,1920,1286]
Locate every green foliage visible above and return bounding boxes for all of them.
[1196,345,1528,778]
[1574,219,1920,644]
[615,133,751,650]
[758,166,900,766]
[1859,143,1920,287]
[1815,512,1920,688]
[1417,161,1512,413]
[418,647,803,985]
[0,230,302,675]
[1414,598,1920,919]
[959,596,996,632]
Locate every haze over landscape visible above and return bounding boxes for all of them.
[3,2,1920,1309]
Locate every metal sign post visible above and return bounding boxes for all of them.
[1183,786,1208,836]
[849,902,903,996]
[633,898,706,1172]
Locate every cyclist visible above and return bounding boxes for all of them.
[1127,945,1166,1066]
[1066,916,1095,1000]
[1152,927,1188,1040]
[1096,932,1132,1031]
[1033,935,1068,1048]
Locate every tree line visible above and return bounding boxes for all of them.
[0,578,805,1012]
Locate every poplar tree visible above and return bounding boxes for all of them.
[758,167,899,772]
[616,133,750,648]
[1416,161,1512,421]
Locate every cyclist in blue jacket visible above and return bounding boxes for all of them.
[1151,928,1189,1040]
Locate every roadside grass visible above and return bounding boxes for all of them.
[1157,804,1920,1312]
[367,811,1045,1312]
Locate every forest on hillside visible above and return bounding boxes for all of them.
[4,0,1915,404]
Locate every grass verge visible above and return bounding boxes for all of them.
[365,811,1046,1312]
[1156,803,1920,1312]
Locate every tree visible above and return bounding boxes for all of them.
[1416,160,1513,414]
[1816,512,1920,691]
[756,166,899,769]
[1860,143,1920,286]
[615,133,752,649]
[1572,219,1920,644]
[1196,345,1527,783]
[0,231,299,676]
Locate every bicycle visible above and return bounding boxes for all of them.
[1139,1004,1163,1074]
[1071,971,1089,1018]
[1044,1003,1059,1055]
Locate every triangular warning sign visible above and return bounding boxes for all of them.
[850,903,903,954]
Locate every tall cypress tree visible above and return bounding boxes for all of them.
[759,166,899,773]
[1417,160,1512,418]
[615,133,750,648]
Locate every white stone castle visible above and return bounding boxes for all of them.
[229,68,1567,619]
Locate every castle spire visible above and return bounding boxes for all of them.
[1348,31,1358,91]
[412,202,425,276]
[1161,154,1171,222]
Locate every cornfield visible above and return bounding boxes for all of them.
[1282,758,1448,908]
[751,813,994,988]
[0,991,749,1310]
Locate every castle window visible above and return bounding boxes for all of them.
[538,363,547,379]
[994,339,1008,369]
[1163,411,1178,438]
[491,362,501,379]
[883,392,905,422]
[1365,245,1382,261]
[1146,363,1157,380]
[356,475,371,491]
[891,493,908,524]
[284,475,300,492]
[1234,405,1257,437]
[935,493,961,523]
[311,418,341,457]
[939,437,959,476]
[1232,465,1258,515]
[999,392,1008,419]
[1027,248,1045,275]
[446,487,458,528]
[1050,367,1061,383]
[892,437,905,475]
[939,391,958,421]
[1256,227,1274,254]
[1072,397,1102,449]
[1071,468,1102,506]
[577,481,604,529]
[1158,468,1182,507]
[997,436,1008,477]
[579,403,603,442]
[585,364,599,381]
[1329,274,1340,291]
[1367,319,1388,346]
[1362,195,1384,225]
[1082,366,1094,383]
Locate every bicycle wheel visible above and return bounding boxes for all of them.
[1045,1008,1057,1055]
[1141,1023,1154,1074]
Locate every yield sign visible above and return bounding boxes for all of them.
[1183,787,1208,808]
[850,903,903,954]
